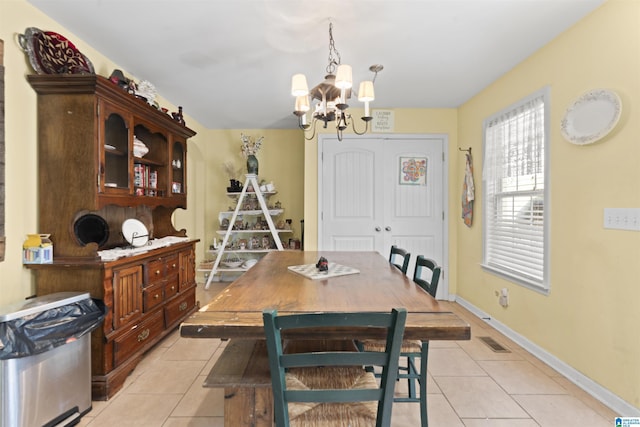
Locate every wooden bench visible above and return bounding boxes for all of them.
[204,338,358,427]
[205,339,273,427]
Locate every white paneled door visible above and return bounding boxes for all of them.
[319,134,447,298]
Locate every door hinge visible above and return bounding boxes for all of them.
[442,211,445,220]
[442,152,445,162]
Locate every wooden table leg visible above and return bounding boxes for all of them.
[224,387,273,427]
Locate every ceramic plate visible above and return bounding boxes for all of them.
[122,218,149,247]
[560,89,622,145]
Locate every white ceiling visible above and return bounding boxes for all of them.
[27,0,605,130]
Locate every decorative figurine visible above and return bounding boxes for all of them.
[316,256,329,272]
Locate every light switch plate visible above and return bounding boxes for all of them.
[604,208,640,231]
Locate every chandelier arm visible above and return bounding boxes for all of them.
[301,118,318,141]
[350,117,371,136]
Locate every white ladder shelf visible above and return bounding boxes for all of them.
[204,174,284,289]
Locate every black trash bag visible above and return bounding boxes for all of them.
[0,298,106,360]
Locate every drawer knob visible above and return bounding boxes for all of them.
[155,270,161,275]
[179,302,188,311]
[154,293,160,299]
[172,263,177,268]
[171,285,176,291]
[137,328,150,342]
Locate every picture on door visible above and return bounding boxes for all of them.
[400,157,427,185]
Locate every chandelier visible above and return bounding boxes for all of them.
[291,23,382,141]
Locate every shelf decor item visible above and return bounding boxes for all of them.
[18,27,94,75]
[246,154,258,175]
[240,133,263,174]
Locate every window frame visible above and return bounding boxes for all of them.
[481,87,550,293]
[0,39,5,262]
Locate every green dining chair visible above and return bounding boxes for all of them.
[358,256,442,427]
[389,245,411,274]
[263,308,407,427]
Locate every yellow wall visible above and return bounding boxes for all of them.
[457,0,640,408]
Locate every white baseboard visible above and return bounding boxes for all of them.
[455,296,640,417]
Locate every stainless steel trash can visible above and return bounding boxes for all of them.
[0,292,104,427]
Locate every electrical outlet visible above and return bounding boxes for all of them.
[499,288,509,307]
[604,208,640,231]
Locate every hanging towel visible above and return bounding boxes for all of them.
[462,152,475,227]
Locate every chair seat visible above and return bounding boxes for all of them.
[286,366,379,426]
[360,338,423,354]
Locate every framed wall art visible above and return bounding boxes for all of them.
[399,156,427,186]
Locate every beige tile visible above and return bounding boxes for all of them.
[85,399,110,418]
[171,375,225,417]
[86,393,182,427]
[510,347,562,378]
[124,360,206,394]
[478,360,567,394]
[552,376,618,420]
[514,394,612,426]
[134,343,170,376]
[391,401,421,426]
[424,394,465,426]
[435,376,529,418]
[462,419,539,427]
[76,415,94,426]
[200,341,228,376]
[390,393,464,426]
[162,417,225,427]
[458,334,524,361]
[159,328,182,348]
[430,339,461,348]
[393,368,441,397]
[162,334,221,361]
[429,347,487,377]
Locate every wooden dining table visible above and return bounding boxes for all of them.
[182,250,470,341]
[180,251,470,426]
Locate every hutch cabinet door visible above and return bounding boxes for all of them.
[99,99,133,194]
[178,248,195,292]
[112,264,143,329]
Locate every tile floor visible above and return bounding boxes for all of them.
[78,282,618,426]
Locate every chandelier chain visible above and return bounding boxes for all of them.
[326,22,341,75]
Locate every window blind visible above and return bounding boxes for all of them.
[483,90,548,290]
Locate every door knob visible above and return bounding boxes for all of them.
[375,227,381,232]
[385,226,392,231]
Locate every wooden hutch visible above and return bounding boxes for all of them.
[26,74,198,400]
